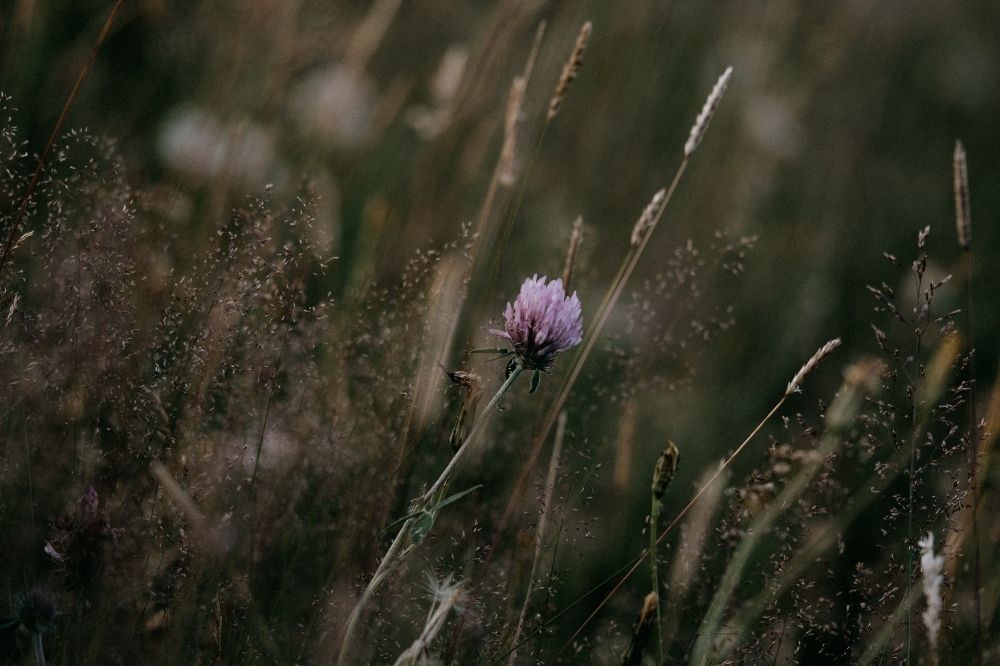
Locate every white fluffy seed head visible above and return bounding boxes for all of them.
[918,532,944,655]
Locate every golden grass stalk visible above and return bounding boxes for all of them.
[547,21,593,122]
[953,140,971,252]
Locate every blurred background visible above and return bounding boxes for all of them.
[2,0,999,663]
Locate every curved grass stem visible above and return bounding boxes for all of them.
[337,366,524,665]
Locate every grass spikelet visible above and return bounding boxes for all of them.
[683,66,733,157]
[547,20,593,122]
[561,215,584,291]
[630,188,667,248]
[785,337,841,397]
[954,140,971,251]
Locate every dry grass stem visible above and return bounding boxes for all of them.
[953,140,971,251]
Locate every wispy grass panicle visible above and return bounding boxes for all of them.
[547,21,593,122]
[683,66,733,157]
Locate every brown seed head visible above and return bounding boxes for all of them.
[630,188,667,248]
[652,440,680,499]
[547,21,593,122]
[785,338,841,397]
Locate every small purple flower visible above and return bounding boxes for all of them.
[493,275,583,372]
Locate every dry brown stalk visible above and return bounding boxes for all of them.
[954,140,971,251]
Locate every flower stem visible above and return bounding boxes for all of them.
[337,366,524,665]
[32,632,45,666]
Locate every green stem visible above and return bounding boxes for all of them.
[336,366,524,665]
[32,632,45,666]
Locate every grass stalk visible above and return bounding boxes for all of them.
[954,139,982,665]
[556,338,839,655]
[337,366,525,665]
[691,361,872,663]
[488,65,736,581]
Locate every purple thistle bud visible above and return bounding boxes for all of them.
[493,275,583,371]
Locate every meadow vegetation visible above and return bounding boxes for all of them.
[1,2,998,664]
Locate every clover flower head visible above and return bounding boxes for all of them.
[493,275,582,371]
